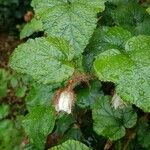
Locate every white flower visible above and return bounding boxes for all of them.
[111,93,126,109]
[55,89,75,114]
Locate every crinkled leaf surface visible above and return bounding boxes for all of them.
[50,140,91,150]
[88,26,132,52]
[94,35,150,112]
[26,83,59,111]
[84,26,132,72]
[9,37,75,84]
[22,105,56,150]
[31,0,106,57]
[92,96,137,140]
[20,18,43,39]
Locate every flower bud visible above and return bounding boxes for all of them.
[54,89,75,114]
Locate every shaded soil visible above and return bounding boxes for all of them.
[0,33,21,68]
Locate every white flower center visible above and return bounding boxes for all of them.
[55,91,73,114]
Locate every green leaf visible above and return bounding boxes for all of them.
[0,105,9,119]
[9,37,75,84]
[61,125,82,142]
[137,121,150,149]
[0,69,10,98]
[50,140,91,150]
[76,80,102,108]
[0,119,23,150]
[55,114,75,135]
[84,26,132,72]
[31,0,106,57]
[88,26,132,51]
[26,83,59,111]
[110,2,147,32]
[135,18,150,35]
[0,82,8,98]
[92,96,137,141]
[15,85,27,98]
[146,7,150,15]
[22,105,56,150]
[94,35,150,112]
[0,0,19,5]
[10,76,18,88]
[20,18,43,39]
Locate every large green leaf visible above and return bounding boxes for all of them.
[83,26,132,72]
[50,140,91,150]
[9,37,75,84]
[31,0,106,57]
[22,105,56,150]
[94,35,150,112]
[92,96,137,140]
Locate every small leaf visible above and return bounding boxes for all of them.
[0,82,8,98]
[9,37,75,84]
[22,105,56,150]
[92,96,137,140]
[50,140,91,150]
[15,85,27,98]
[20,18,43,39]
[10,76,18,88]
[146,7,150,15]
[0,69,10,98]
[94,35,150,112]
[31,0,106,57]
[0,105,9,119]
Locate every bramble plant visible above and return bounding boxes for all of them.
[8,0,150,149]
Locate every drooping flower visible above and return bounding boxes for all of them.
[54,88,75,114]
